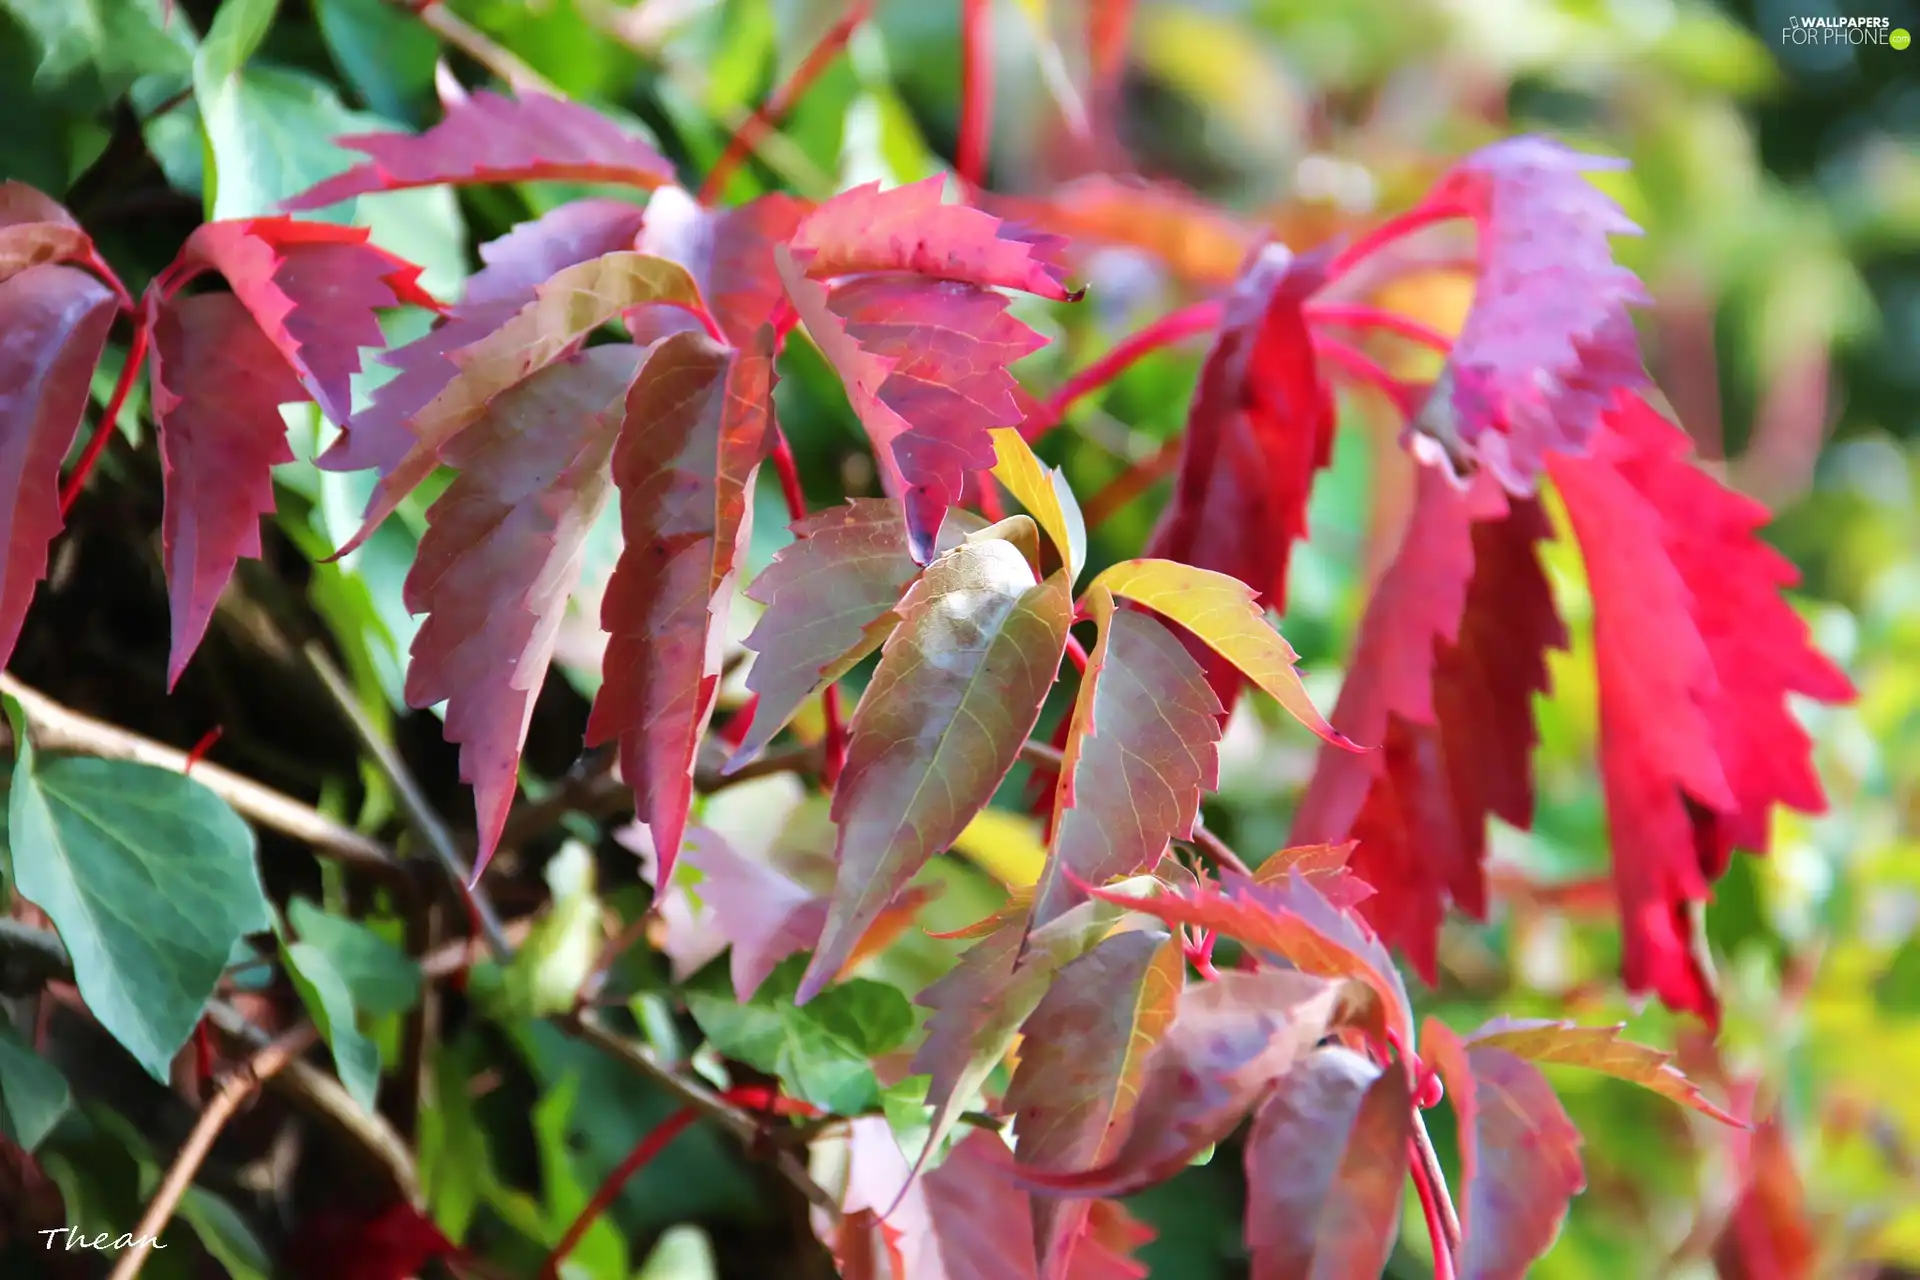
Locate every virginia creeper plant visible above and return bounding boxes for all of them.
[0,0,1856,1276]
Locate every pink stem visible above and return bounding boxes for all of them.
[770,430,807,524]
[1325,202,1462,281]
[1410,1136,1457,1280]
[60,319,149,516]
[957,0,993,190]
[1023,300,1224,442]
[1305,303,1453,351]
[697,0,871,204]
[1312,335,1418,417]
[821,684,848,788]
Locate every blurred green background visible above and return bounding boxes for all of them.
[2,0,1916,1275]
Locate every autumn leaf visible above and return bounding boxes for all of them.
[1007,928,1183,1278]
[0,182,124,298]
[323,199,648,474]
[728,499,922,771]
[1030,585,1222,926]
[344,251,702,552]
[149,292,308,686]
[169,218,437,428]
[1252,842,1373,911]
[1085,871,1413,1044]
[1547,393,1852,1021]
[786,176,1077,300]
[1465,1017,1742,1126]
[988,426,1086,583]
[799,538,1073,1004]
[0,265,118,671]
[1368,136,1649,489]
[282,89,675,210]
[403,347,637,878]
[1145,245,1334,683]
[585,331,774,888]
[1088,558,1351,749]
[985,176,1260,288]
[1424,1018,1586,1280]
[1292,465,1562,979]
[1015,969,1358,1198]
[777,248,1047,561]
[629,185,811,346]
[1244,1048,1411,1280]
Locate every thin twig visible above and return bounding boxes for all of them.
[0,674,400,878]
[108,1025,321,1280]
[304,645,512,960]
[406,0,560,96]
[1022,300,1225,443]
[1017,738,1065,772]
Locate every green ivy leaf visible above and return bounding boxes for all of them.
[282,939,382,1112]
[686,956,915,1115]
[287,896,421,1018]
[0,0,194,106]
[0,1023,71,1151]
[4,696,273,1081]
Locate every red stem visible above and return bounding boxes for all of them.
[541,1106,701,1279]
[956,0,993,190]
[770,430,807,525]
[697,0,871,203]
[716,692,760,751]
[60,319,149,516]
[1063,634,1089,674]
[1022,300,1224,443]
[1325,202,1462,281]
[1312,335,1418,417]
[1080,434,1182,529]
[1410,1136,1457,1280]
[1305,303,1453,352]
[821,684,848,788]
[183,726,223,771]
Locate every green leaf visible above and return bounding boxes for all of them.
[0,0,194,105]
[687,956,915,1115]
[530,1073,629,1278]
[193,0,276,86]
[312,0,436,124]
[799,540,1073,1002]
[5,696,273,1081]
[286,896,421,1018]
[0,1022,71,1151]
[282,939,382,1112]
[506,843,605,1018]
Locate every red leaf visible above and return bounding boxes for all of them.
[1086,870,1412,1044]
[1031,586,1223,926]
[1017,969,1358,1198]
[282,89,675,210]
[1713,1106,1816,1280]
[1546,393,1852,1020]
[1251,842,1373,911]
[171,219,433,429]
[323,199,647,474]
[787,176,1077,300]
[1377,137,1648,488]
[1293,464,1563,979]
[585,331,773,887]
[1425,1018,1585,1280]
[287,1201,457,1280]
[0,182,114,291]
[1145,245,1334,703]
[1006,928,1183,1277]
[777,249,1046,559]
[404,347,636,875]
[629,185,811,345]
[1464,1016,1742,1127]
[149,292,307,686]
[1244,1047,1412,1280]
[728,498,922,770]
[0,265,117,669]
[799,541,1071,1003]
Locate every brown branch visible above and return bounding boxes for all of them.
[108,1024,321,1280]
[0,674,400,878]
[304,644,512,960]
[403,0,560,96]
[1188,822,1253,878]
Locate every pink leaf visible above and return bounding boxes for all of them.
[0,265,118,668]
[172,218,435,428]
[787,176,1077,299]
[585,331,774,887]
[149,293,307,686]
[282,90,675,210]
[681,827,828,1001]
[629,186,811,345]
[404,347,637,877]
[323,200,648,474]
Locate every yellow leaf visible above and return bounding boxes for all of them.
[1089,558,1356,750]
[953,804,1050,889]
[989,426,1086,582]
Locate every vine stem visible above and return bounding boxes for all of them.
[541,1106,701,1279]
[697,0,871,204]
[1022,300,1224,442]
[403,0,559,96]
[1411,1106,1463,1269]
[59,318,147,515]
[1305,303,1453,352]
[1313,335,1419,417]
[956,0,993,189]
[107,1025,321,1280]
[1080,434,1182,530]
